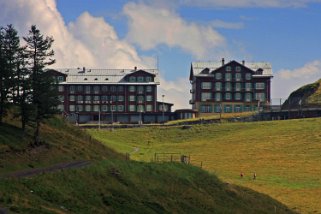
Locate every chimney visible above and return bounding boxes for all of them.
[242,60,245,65]
[83,67,86,72]
[134,66,137,70]
[221,58,225,66]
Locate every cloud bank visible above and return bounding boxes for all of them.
[272,60,321,100]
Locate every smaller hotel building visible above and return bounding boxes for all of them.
[189,59,273,114]
[49,67,173,124]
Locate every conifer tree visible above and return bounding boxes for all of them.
[24,25,58,145]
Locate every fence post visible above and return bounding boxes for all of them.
[200,161,203,168]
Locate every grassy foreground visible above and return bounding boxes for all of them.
[88,118,321,213]
[0,116,294,213]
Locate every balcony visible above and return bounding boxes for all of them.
[190,89,195,93]
[189,99,195,104]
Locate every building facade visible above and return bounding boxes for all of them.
[49,67,173,124]
[189,59,273,114]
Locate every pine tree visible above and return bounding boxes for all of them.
[0,27,7,124]
[24,25,58,145]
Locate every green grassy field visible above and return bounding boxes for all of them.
[0,116,294,213]
[88,118,321,213]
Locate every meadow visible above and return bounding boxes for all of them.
[88,118,321,213]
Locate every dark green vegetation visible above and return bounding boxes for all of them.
[0,24,59,145]
[282,79,321,109]
[0,116,294,213]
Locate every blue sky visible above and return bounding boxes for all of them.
[1,0,321,108]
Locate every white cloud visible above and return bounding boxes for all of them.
[123,2,226,59]
[272,60,321,100]
[0,0,190,109]
[180,0,321,8]
[210,20,244,29]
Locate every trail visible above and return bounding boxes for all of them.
[0,160,91,179]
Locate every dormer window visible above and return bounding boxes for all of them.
[129,76,136,82]
[137,76,144,82]
[226,66,232,72]
[146,76,152,82]
[84,78,88,81]
[94,78,98,81]
[105,78,109,81]
[57,76,64,82]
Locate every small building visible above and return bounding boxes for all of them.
[174,109,197,120]
[189,59,273,115]
[49,67,173,124]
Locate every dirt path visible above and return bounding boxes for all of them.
[0,160,91,179]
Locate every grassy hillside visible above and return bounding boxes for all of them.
[0,116,294,213]
[88,118,321,213]
[282,79,321,108]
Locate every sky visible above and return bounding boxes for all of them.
[1,0,321,108]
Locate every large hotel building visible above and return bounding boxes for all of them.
[189,59,273,115]
[50,67,173,124]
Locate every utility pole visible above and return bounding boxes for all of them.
[162,94,165,124]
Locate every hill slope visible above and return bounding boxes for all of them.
[282,79,321,109]
[0,117,294,213]
[88,118,321,213]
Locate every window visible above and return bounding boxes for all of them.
[93,96,100,103]
[57,76,64,82]
[245,83,252,91]
[225,93,231,100]
[146,86,152,92]
[137,86,144,94]
[77,95,83,103]
[225,82,231,91]
[101,95,108,102]
[146,76,152,82]
[118,96,124,102]
[146,95,153,101]
[57,105,64,111]
[214,104,222,113]
[129,76,136,82]
[234,105,242,112]
[137,76,144,82]
[225,73,231,81]
[118,86,124,92]
[85,86,91,94]
[85,105,91,112]
[200,105,212,113]
[224,105,232,113]
[102,86,108,92]
[85,96,91,103]
[69,105,75,112]
[255,93,266,101]
[236,66,241,72]
[245,73,251,80]
[235,93,242,101]
[70,86,75,94]
[137,96,144,103]
[129,86,136,92]
[111,95,117,102]
[129,95,136,102]
[201,92,211,101]
[111,105,116,111]
[69,95,75,102]
[75,105,82,112]
[146,105,153,112]
[129,105,136,112]
[215,82,222,91]
[93,105,100,112]
[215,73,222,80]
[201,82,211,89]
[101,105,108,112]
[215,93,221,101]
[137,105,144,112]
[235,83,241,91]
[226,66,232,71]
[245,93,252,102]
[58,85,64,92]
[110,86,117,92]
[255,83,265,89]
[118,105,124,112]
[235,73,241,81]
